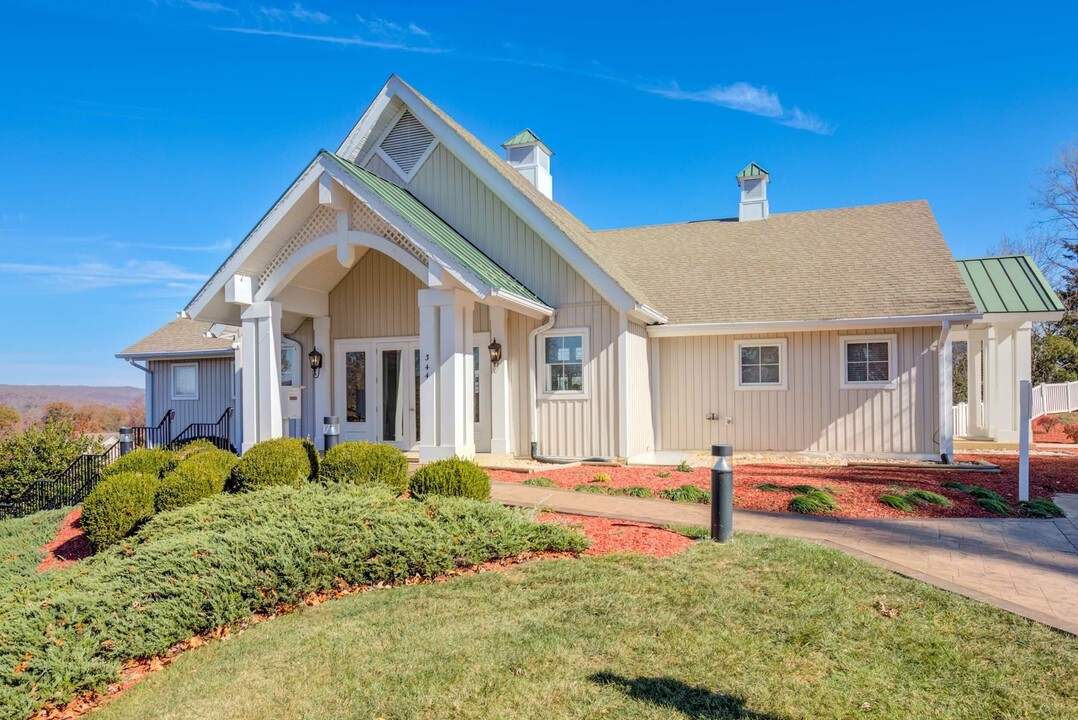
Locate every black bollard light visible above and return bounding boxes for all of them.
[323,416,340,455]
[710,444,734,542]
[118,426,133,456]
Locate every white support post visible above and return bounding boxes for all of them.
[938,321,954,461]
[967,329,985,436]
[418,288,475,461]
[462,300,475,454]
[1019,380,1031,501]
[489,306,512,455]
[986,327,999,441]
[232,341,243,450]
[239,316,259,453]
[418,301,440,457]
[312,316,331,449]
[242,301,283,445]
[617,311,630,461]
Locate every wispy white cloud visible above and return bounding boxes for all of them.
[644,81,833,135]
[0,259,206,293]
[180,0,238,14]
[407,22,429,37]
[215,26,445,53]
[259,3,329,23]
[106,239,233,253]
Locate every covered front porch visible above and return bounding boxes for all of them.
[195,153,551,461]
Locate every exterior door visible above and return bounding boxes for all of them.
[473,332,492,453]
[334,340,373,443]
[375,340,420,451]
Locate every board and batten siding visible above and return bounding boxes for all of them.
[148,357,236,443]
[286,318,316,440]
[365,145,622,459]
[656,327,941,455]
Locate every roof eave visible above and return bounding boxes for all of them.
[115,349,234,361]
[647,312,983,337]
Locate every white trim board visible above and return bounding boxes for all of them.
[647,313,982,337]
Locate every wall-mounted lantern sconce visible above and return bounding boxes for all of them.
[488,338,503,370]
[308,348,323,379]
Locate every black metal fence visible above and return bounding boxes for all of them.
[169,407,235,452]
[0,441,122,521]
[131,410,175,449]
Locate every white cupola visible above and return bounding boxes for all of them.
[502,129,553,199]
[737,162,770,221]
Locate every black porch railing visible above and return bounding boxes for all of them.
[131,410,175,449]
[169,407,235,452]
[0,441,122,521]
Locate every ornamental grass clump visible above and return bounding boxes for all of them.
[789,489,836,515]
[523,477,557,488]
[154,448,239,513]
[1019,498,1065,518]
[409,457,491,500]
[880,493,915,513]
[100,447,177,482]
[880,488,953,513]
[230,437,318,492]
[660,484,710,504]
[81,472,158,551]
[0,484,586,720]
[977,497,1012,517]
[319,441,408,494]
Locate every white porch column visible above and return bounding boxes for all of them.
[489,306,512,455]
[985,327,998,440]
[419,288,475,461]
[241,301,283,445]
[938,321,954,460]
[967,328,987,436]
[418,298,440,456]
[312,316,331,449]
[239,314,260,453]
[993,323,1019,443]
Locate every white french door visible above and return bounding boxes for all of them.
[334,337,419,450]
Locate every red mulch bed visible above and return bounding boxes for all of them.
[1034,421,1077,445]
[491,454,1078,520]
[38,507,92,571]
[537,512,695,557]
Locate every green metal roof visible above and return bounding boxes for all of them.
[502,128,542,147]
[737,162,770,179]
[325,151,545,306]
[956,255,1065,314]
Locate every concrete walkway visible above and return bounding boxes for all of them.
[493,482,1078,635]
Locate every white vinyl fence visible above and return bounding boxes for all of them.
[953,381,1078,437]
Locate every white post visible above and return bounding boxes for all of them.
[968,330,985,436]
[312,316,331,449]
[617,311,630,460]
[462,300,475,453]
[489,306,512,455]
[938,321,954,461]
[242,301,283,444]
[1019,379,1031,501]
[239,315,259,452]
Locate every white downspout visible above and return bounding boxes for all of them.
[527,311,557,457]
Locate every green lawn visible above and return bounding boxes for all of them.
[96,537,1077,720]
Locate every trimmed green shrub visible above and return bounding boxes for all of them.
[409,457,491,500]
[592,472,611,483]
[880,493,915,512]
[172,438,219,460]
[523,477,557,488]
[660,484,710,504]
[81,472,158,550]
[1019,498,1065,518]
[976,497,1011,517]
[0,484,587,719]
[155,449,239,513]
[789,489,836,515]
[320,441,408,494]
[101,447,177,481]
[905,489,953,507]
[230,437,317,492]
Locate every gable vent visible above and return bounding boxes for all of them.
[379,110,435,178]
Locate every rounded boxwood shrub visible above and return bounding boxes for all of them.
[82,472,158,550]
[320,441,408,494]
[409,457,491,500]
[155,448,239,512]
[230,437,317,492]
[172,438,220,460]
[101,447,177,481]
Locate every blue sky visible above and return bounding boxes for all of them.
[1,0,1076,387]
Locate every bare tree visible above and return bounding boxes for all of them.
[1033,144,1078,263]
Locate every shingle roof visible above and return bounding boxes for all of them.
[325,151,545,306]
[956,255,1065,314]
[117,318,233,358]
[590,201,979,325]
[398,78,656,309]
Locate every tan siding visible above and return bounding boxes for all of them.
[287,319,316,440]
[657,327,941,455]
[473,303,490,333]
[372,142,621,459]
[329,249,424,340]
[626,321,654,457]
[149,357,235,443]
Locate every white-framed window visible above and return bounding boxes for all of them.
[541,328,588,399]
[281,338,300,387]
[170,363,199,401]
[840,334,897,390]
[735,338,788,390]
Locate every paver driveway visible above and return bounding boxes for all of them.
[493,482,1078,635]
